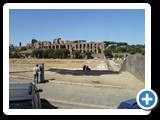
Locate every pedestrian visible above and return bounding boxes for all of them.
[33,64,39,84]
[83,65,86,70]
[86,66,91,71]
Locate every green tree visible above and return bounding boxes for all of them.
[108,44,117,52]
[53,49,63,59]
[114,47,127,53]
[37,50,43,58]
[31,39,37,44]
[20,46,27,51]
[48,52,53,58]
[127,44,145,54]
[117,42,128,46]
[73,40,79,43]
[79,40,86,43]
[31,50,37,58]
[31,49,43,58]
[49,49,55,57]
[61,49,70,58]
[103,41,118,47]
[85,52,93,59]
[103,49,113,58]
[141,49,145,55]
[114,54,118,58]
[72,50,83,59]
[13,51,19,58]
[12,51,22,58]
[42,50,49,58]
[9,51,13,58]
[130,50,135,55]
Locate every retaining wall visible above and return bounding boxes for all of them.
[120,55,145,81]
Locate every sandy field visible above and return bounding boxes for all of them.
[9,59,144,90]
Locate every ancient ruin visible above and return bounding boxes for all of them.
[26,38,106,54]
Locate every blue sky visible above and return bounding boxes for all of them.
[9,9,145,46]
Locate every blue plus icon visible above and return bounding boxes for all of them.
[142,93,153,105]
[137,89,158,110]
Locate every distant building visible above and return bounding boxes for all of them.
[26,38,106,54]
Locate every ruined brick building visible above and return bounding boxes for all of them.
[26,38,106,54]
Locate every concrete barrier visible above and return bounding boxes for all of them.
[120,54,145,81]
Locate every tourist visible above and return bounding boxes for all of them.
[86,66,91,71]
[83,65,86,70]
[33,64,39,84]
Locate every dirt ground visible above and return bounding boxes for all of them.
[9,59,144,90]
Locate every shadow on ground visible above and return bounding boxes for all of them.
[40,80,49,83]
[41,98,58,109]
[10,70,32,73]
[40,79,55,83]
[47,68,120,76]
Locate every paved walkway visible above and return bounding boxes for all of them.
[10,72,144,109]
[106,60,121,71]
[37,82,141,108]
[95,60,109,70]
[10,79,141,109]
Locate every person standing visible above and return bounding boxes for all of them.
[33,64,39,84]
[83,65,86,70]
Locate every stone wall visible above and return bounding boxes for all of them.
[120,54,145,81]
[25,38,106,54]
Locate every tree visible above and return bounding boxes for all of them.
[20,46,27,51]
[114,47,127,53]
[103,41,118,47]
[11,51,22,58]
[72,50,83,59]
[53,49,63,59]
[42,50,49,58]
[31,50,43,58]
[73,40,79,43]
[13,51,19,58]
[127,44,145,54]
[85,52,93,59]
[141,49,145,55]
[108,44,117,51]
[31,39,37,44]
[117,42,128,46]
[103,49,113,58]
[9,51,13,58]
[79,40,86,43]
[114,54,118,58]
[130,50,135,55]
[61,49,70,58]
[19,42,22,47]
[48,52,53,58]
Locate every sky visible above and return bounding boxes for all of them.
[9,9,145,46]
